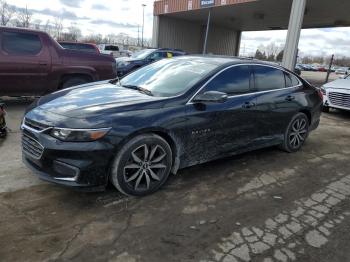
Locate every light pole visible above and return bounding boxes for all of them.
[141,4,146,48]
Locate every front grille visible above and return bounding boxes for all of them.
[24,118,50,131]
[22,132,44,159]
[329,92,350,108]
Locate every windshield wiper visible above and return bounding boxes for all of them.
[122,85,153,96]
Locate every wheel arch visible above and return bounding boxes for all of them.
[58,73,95,89]
[115,127,182,175]
[299,109,312,124]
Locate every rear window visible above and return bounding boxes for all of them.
[253,65,285,91]
[105,45,119,51]
[2,32,42,55]
[285,72,300,87]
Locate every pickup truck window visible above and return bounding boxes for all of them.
[2,32,42,55]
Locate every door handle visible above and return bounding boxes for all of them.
[242,102,256,109]
[285,95,295,101]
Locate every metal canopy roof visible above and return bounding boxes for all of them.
[155,0,350,31]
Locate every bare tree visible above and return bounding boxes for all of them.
[53,17,63,40]
[33,19,42,30]
[16,5,32,28]
[0,0,15,26]
[62,22,82,41]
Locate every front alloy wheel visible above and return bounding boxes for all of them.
[111,134,172,196]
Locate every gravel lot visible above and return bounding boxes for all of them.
[1,73,350,261]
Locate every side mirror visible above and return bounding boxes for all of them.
[193,91,228,104]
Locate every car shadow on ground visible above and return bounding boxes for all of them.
[323,109,350,120]
[43,145,283,209]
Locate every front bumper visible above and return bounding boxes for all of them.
[21,127,115,191]
[323,89,350,111]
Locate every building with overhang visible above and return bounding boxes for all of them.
[152,0,350,69]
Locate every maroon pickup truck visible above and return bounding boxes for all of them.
[0,27,117,96]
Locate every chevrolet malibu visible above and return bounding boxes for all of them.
[22,56,323,196]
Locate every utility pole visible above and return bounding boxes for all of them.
[137,25,140,46]
[142,4,146,48]
[326,54,334,84]
[203,8,211,54]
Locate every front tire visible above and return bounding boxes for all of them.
[110,134,173,196]
[280,113,309,153]
[322,106,330,113]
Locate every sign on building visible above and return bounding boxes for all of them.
[200,0,215,8]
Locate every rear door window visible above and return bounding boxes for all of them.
[204,65,252,95]
[2,32,42,55]
[253,65,286,91]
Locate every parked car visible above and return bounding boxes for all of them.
[321,75,350,112]
[58,41,100,54]
[115,48,186,76]
[98,44,124,58]
[335,67,349,75]
[294,65,302,75]
[0,27,117,96]
[22,56,323,196]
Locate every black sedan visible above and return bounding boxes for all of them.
[22,56,323,196]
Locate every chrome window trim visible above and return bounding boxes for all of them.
[187,63,302,105]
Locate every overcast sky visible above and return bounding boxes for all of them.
[10,0,350,58]
[11,0,155,38]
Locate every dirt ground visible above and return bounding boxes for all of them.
[1,74,350,262]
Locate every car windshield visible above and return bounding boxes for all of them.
[131,49,155,59]
[119,58,217,97]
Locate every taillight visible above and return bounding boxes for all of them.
[317,88,323,100]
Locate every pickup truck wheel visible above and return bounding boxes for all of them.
[61,77,90,89]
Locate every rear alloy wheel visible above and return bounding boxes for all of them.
[280,113,309,153]
[111,134,172,196]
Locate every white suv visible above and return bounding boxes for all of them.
[322,75,350,112]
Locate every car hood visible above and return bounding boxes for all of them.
[115,57,141,63]
[324,79,350,90]
[35,83,162,118]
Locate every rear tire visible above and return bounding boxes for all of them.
[110,134,173,196]
[280,113,309,153]
[61,76,90,89]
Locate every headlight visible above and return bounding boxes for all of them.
[50,127,111,142]
[118,61,130,67]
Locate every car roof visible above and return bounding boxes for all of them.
[0,26,47,35]
[172,55,286,69]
